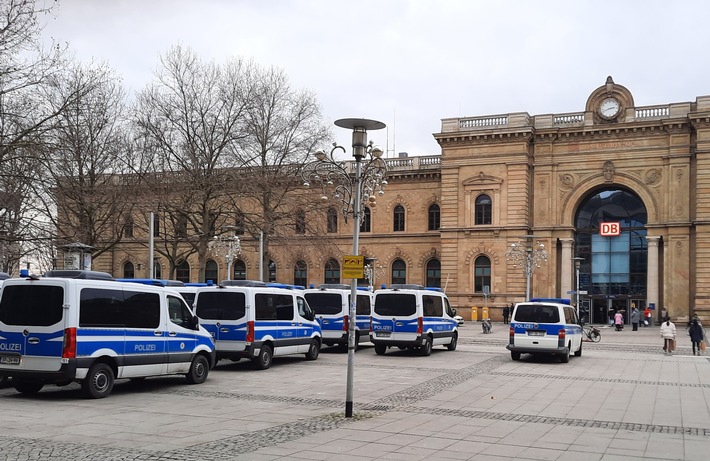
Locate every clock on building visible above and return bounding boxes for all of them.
[599,97,621,119]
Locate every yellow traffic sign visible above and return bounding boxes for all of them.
[342,255,364,279]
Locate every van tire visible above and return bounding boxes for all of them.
[560,346,570,363]
[511,351,521,361]
[253,344,273,370]
[14,380,43,395]
[420,336,432,356]
[446,334,458,351]
[186,355,209,384]
[82,363,114,399]
[374,343,387,355]
[305,339,320,360]
[574,341,582,357]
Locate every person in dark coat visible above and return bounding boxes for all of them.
[502,304,510,324]
[688,318,705,355]
[630,307,640,331]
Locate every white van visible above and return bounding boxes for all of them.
[370,284,458,356]
[303,284,373,349]
[194,285,322,369]
[0,271,216,398]
[506,298,583,363]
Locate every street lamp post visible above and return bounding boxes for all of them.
[572,257,585,318]
[505,235,548,301]
[302,118,387,418]
[208,226,241,281]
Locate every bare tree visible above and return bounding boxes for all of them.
[234,65,331,280]
[132,45,252,281]
[31,61,134,261]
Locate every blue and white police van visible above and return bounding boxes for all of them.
[506,298,583,363]
[193,284,321,369]
[0,270,216,398]
[303,284,373,349]
[370,284,458,356]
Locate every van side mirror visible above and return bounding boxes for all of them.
[190,315,200,330]
[452,308,457,316]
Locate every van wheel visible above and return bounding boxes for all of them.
[574,341,582,357]
[353,332,360,352]
[305,339,320,360]
[560,346,570,363]
[446,334,458,351]
[186,355,209,384]
[81,363,114,399]
[253,344,273,370]
[374,344,387,355]
[420,336,432,356]
[511,351,521,361]
[14,380,43,395]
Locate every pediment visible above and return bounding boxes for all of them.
[462,171,504,186]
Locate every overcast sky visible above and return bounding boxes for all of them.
[39,0,710,157]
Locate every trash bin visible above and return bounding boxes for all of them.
[482,307,489,320]
[470,307,478,322]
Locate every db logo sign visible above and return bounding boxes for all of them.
[600,222,621,236]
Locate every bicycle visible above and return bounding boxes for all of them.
[582,324,602,342]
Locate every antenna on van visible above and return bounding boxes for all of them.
[443,273,450,293]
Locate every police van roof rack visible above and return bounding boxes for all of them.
[389,283,425,290]
[266,282,305,290]
[116,278,185,287]
[43,270,115,281]
[219,279,267,287]
[530,297,572,305]
[318,283,351,290]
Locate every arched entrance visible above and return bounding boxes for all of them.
[574,188,648,324]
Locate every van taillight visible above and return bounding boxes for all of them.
[343,315,349,332]
[509,326,515,343]
[417,317,423,335]
[558,329,566,340]
[246,320,254,343]
[62,327,76,359]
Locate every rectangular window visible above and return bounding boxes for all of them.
[422,295,443,317]
[0,285,64,326]
[79,288,160,329]
[255,293,294,321]
[374,293,416,316]
[195,291,246,320]
[304,293,342,315]
[355,294,371,316]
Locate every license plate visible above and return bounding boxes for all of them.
[0,356,21,365]
[375,331,391,337]
[527,331,545,336]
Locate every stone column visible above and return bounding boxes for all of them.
[560,238,574,298]
[646,236,661,323]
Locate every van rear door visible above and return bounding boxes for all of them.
[372,291,418,342]
[195,289,247,355]
[0,280,67,373]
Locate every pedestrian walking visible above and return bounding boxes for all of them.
[660,316,676,355]
[630,306,640,331]
[614,310,624,331]
[502,304,510,324]
[643,307,652,327]
[688,318,704,355]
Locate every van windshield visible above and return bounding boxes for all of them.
[374,293,416,317]
[514,304,561,323]
[0,285,65,326]
[304,293,342,315]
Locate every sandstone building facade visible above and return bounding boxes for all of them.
[89,78,710,324]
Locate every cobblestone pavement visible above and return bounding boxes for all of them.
[1,323,708,460]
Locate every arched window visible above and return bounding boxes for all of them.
[474,256,491,293]
[153,261,162,279]
[360,207,371,233]
[123,261,135,279]
[295,209,306,234]
[205,259,218,284]
[294,260,308,287]
[426,259,441,288]
[327,207,338,233]
[233,260,246,280]
[475,194,492,225]
[324,259,340,284]
[268,260,277,282]
[428,204,440,231]
[176,260,190,283]
[393,205,405,232]
[391,259,406,284]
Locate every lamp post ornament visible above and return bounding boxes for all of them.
[505,236,548,301]
[302,118,387,418]
[208,226,241,281]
